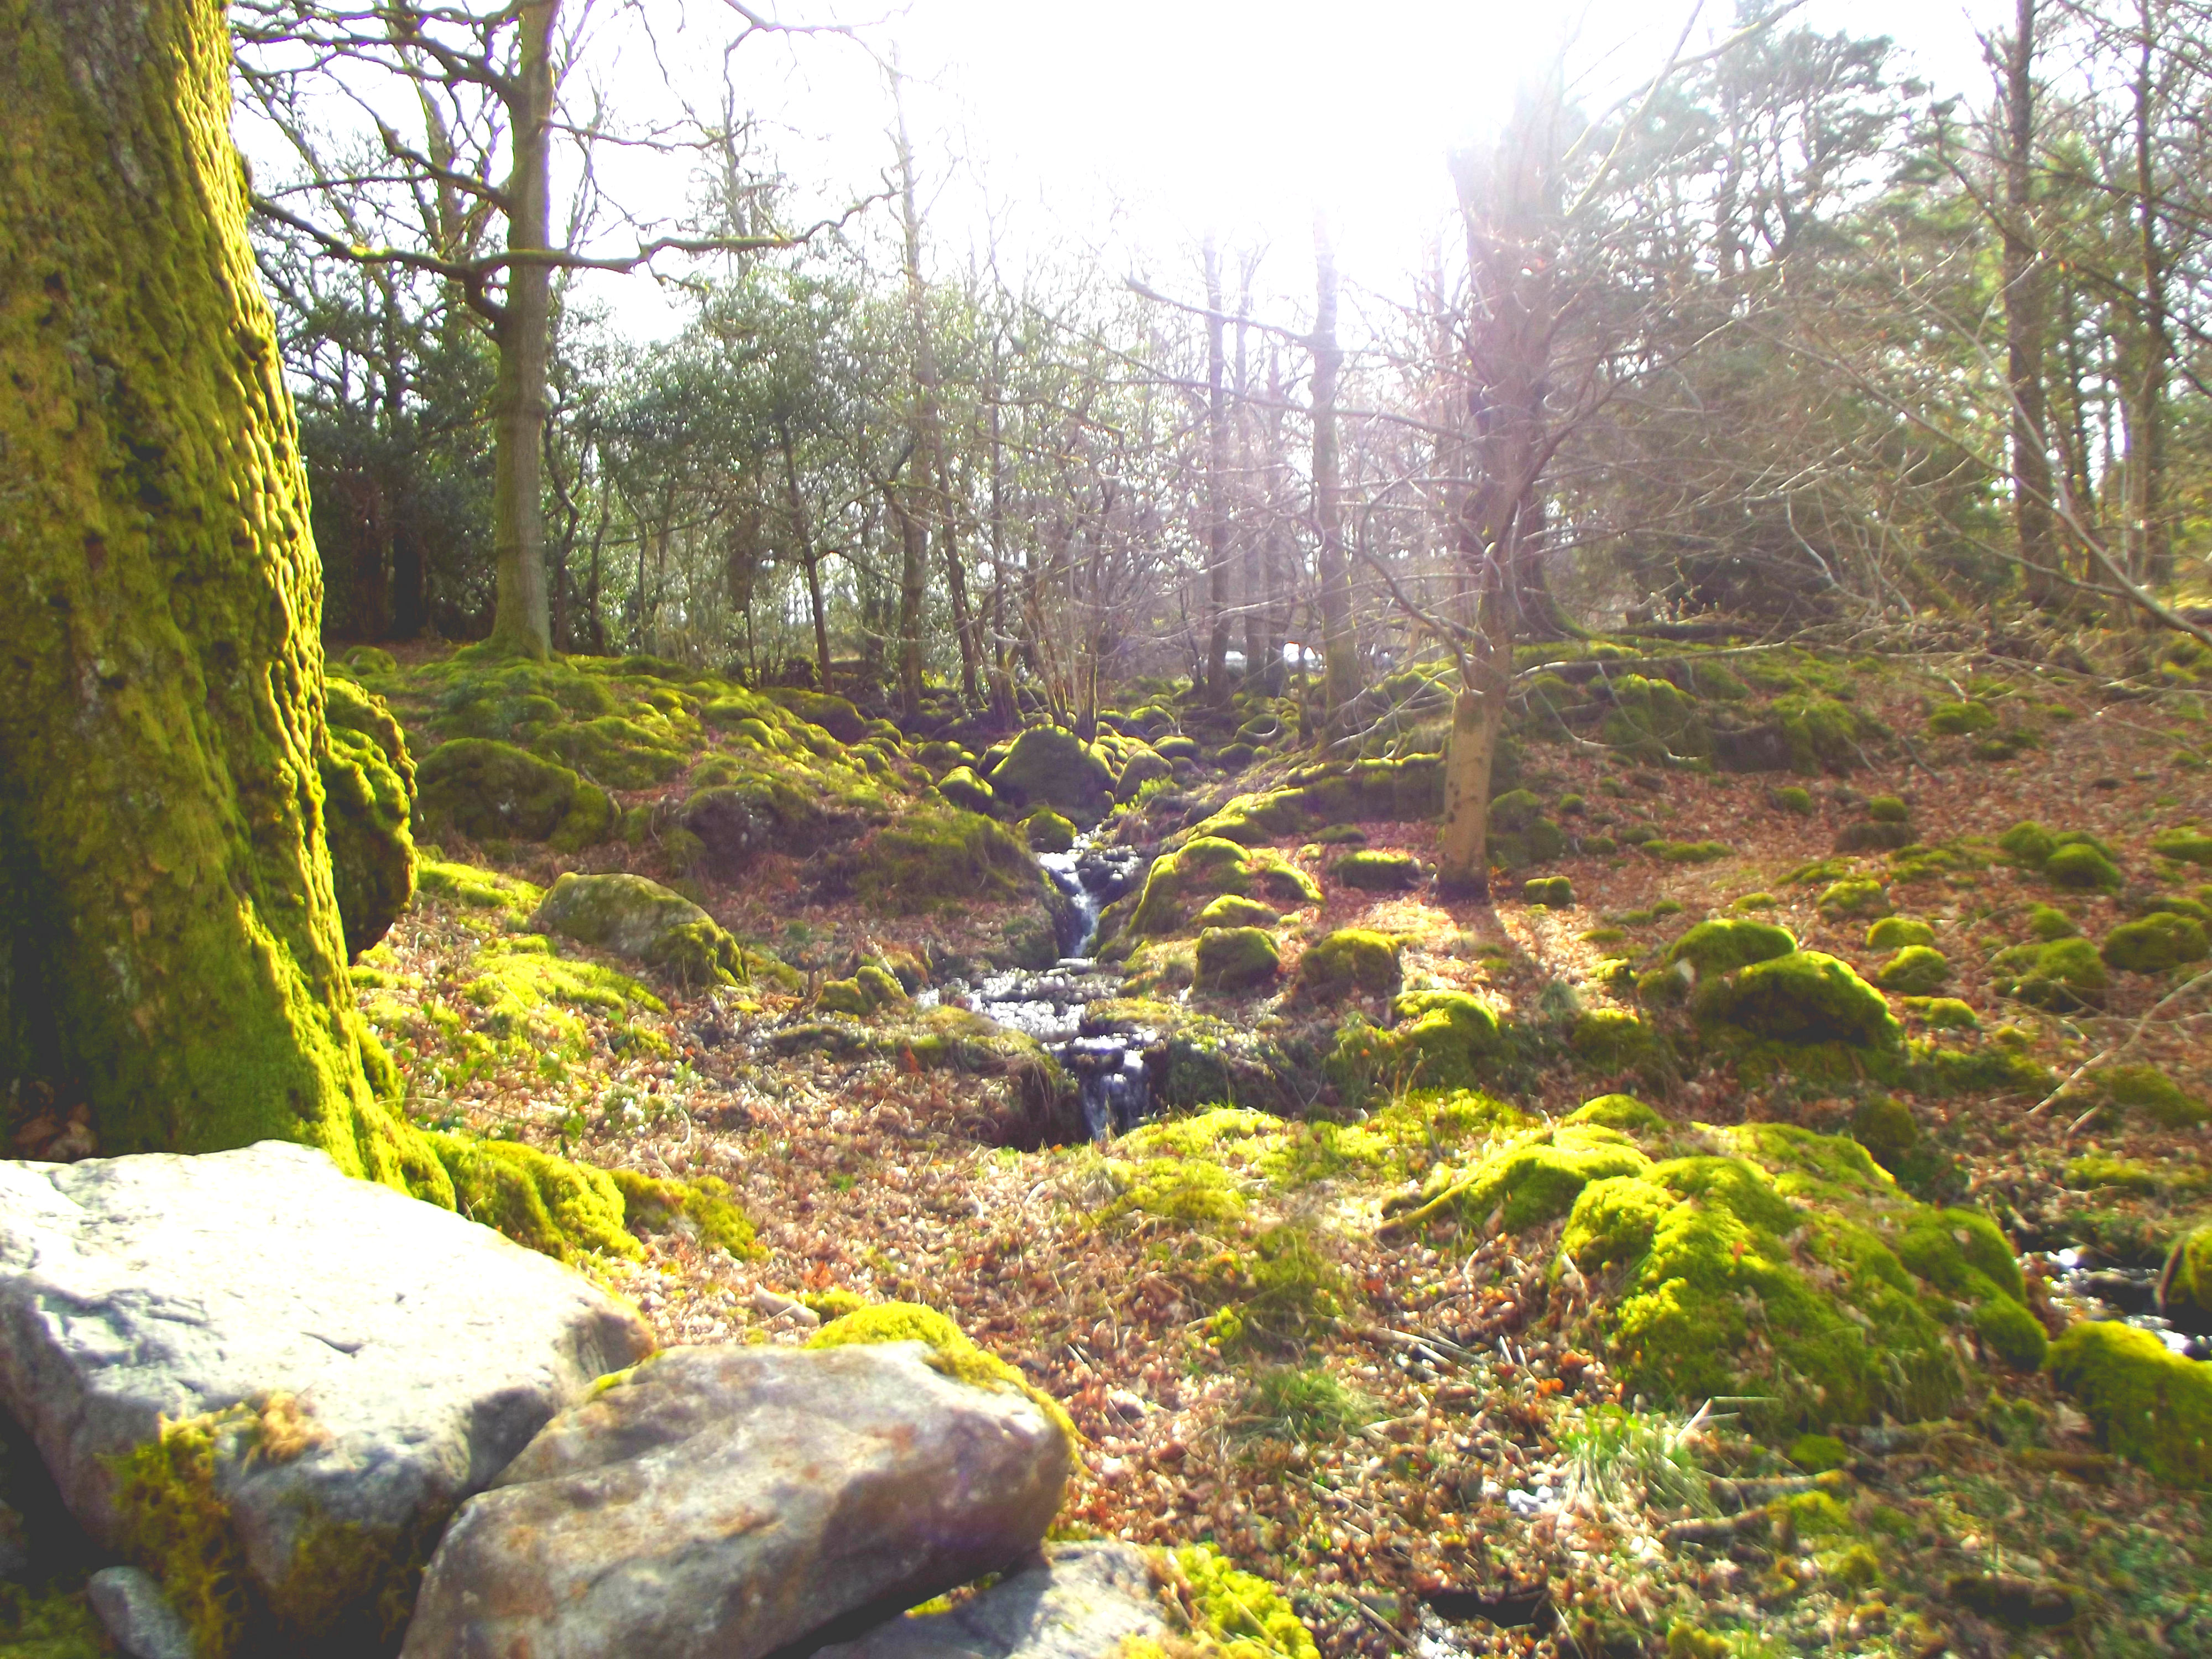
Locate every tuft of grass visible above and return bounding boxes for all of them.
[1557,1404,1717,1526]
[1235,1366,1372,1444]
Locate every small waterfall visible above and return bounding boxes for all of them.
[965,836,1153,1140]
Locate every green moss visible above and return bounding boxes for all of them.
[1130,838,1318,935]
[1848,1095,1918,1169]
[530,716,687,790]
[1522,875,1574,906]
[2028,904,2078,940]
[1770,785,1815,815]
[1201,1225,1348,1355]
[107,1411,252,1657]
[1928,700,1996,736]
[416,860,545,924]
[1994,937,2108,1010]
[985,727,1115,822]
[1331,992,1503,1102]
[2046,1321,2212,1488]
[1196,895,1280,930]
[2150,827,2212,866]
[1194,927,1281,994]
[1666,919,1797,977]
[2046,843,2123,891]
[1182,787,1311,847]
[1865,916,1933,949]
[424,1133,641,1262]
[807,1303,1076,1448]
[1569,1009,1660,1068]
[321,680,418,958]
[607,1169,757,1257]
[1387,1123,1652,1236]
[1872,945,1950,994]
[1998,821,2057,867]
[1022,809,1077,853]
[1775,694,1870,774]
[2101,1062,2207,1126]
[1293,929,1403,1002]
[2065,1152,2162,1194]
[854,809,1039,915]
[1974,1295,2049,1370]
[1332,849,1423,890]
[415,739,611,849]
[1902,997,1978,1030]
[1696,951,1900,1048]
[2101,911,2209,974]
[1815,878,1890,921]
[1165,1543,1319,1659]
[1104,1155,1250,1229]
[931,765,993,815]
[1646,838,1733,864]
[1568,1093,1669,1134]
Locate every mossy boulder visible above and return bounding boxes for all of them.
[1867,795,1910,823]
[1295,930,1403,1002]
[1866,916,1934,950]
[531,873,758,988]
[2100,1062,2207,1127]
[818,964,910,1018]
[1128,838,1319,935]
[1111,747,1175,803]
[530,715,688,790]
[1848,1095,1918,1168]
[1928,701,1996,736]
[762,688,868,743]
[852,809,1040,915]
[2150,827,2212,867]
[1559,1124,2031,1430]
[1696,951,1901,1048]
[1022,810,1077,853]
[1523,876,1574,907]
[1815,878,1890,921]
[1568,1093,1668,1134]
[1994,937,2108,1011]
[2046,1322,2212,1488]
[1770,785,1815,815]
[2046,842,2122,891]
[320,693,416,957]
[1665,919,1797,978]
[937,766,996,815]
[2101,911,2209,974]
[2158,1225,2212,1324]
[1388,1121,1652,1236]
[1902,996,1979,1030]
[1571,1009,1661,1068]
[1487,789,1567,868]
[985,727,1114,823]
[1333,849,1423,891]
[1998,820,2057,867]
[1331,992,1501,1100]
[1873,946,1951,994]
[416,738,614,852]
[2028,903,2078,940]
[1194,927,1281,994]
[1194,894,1278,930]
[1180,787,1310,847]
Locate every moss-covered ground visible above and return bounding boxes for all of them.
[164,640,2212,1659]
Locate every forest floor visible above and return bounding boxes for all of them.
[360,648,2212,1659]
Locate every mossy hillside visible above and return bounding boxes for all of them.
[848,807,1042,916]
[415,738,616,852]
[1129,838,1320,936]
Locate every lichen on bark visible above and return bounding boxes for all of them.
[0,0,444,1191]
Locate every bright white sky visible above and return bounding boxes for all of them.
[255,0,2008,338]
[573,0,2008,336]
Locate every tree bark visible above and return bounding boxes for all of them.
[1202,236,1233,705]
[2126,0,2171,588]
[1311,220,1359,738]
[2002,0,2058,603]
[0,0,444,1188]
[484,0,556,658]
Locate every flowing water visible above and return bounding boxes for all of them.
[2039,1249,2211,1360]
[961,838,1155,1140]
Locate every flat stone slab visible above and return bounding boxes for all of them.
[816,1542,1168,1659]
[401,1342,1072,1659]
[0,1141,652,1641]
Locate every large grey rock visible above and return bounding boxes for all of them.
[816,1542,1167,1659]
[0,1142,651,1645]
[88,1566,196,1659]
[401,1342,1073,1659]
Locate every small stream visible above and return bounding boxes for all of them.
[962,838,1154,1140]
[2039,1249,2211,1360]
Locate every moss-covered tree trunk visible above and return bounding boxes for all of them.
[0,0,445,1192]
